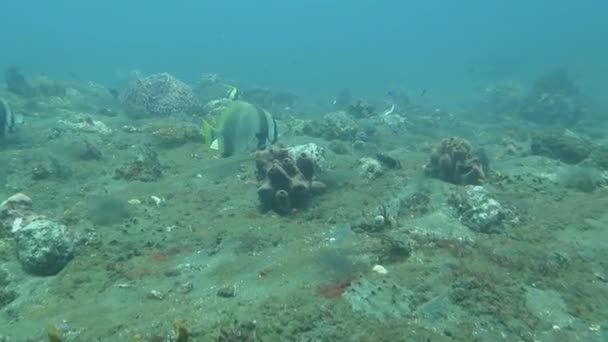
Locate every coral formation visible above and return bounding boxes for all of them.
[530,129,592,164]
[520,68,586,125]
[121,72,201,118]
[255,146,326,215]
[424,137,488,185]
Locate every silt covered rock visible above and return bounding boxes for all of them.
[530,129,592,164]
[448,186,518,234]
[15,219,75,276]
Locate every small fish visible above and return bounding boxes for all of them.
[420,89,427,97]
[225,86,239,100]
[201,100,278,157]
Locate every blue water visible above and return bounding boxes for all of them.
[3,0,607,102]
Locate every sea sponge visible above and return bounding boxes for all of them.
[256,146,326,215]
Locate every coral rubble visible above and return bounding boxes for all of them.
[424,137,488,185]
[255,146,326,215]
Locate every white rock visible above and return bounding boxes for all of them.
[286,143,326,172]
[372,264,388,274]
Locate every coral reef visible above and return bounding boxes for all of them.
[520,68,586,125]
[121,72,201,118]
[530,129,592,164]
[255,146,326,215]
[424,137,488,185]
[448,185,518,233]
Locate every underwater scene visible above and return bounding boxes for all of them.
[1,1,608,341]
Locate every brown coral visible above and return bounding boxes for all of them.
[425,137,487,185]
[255,146,325,215]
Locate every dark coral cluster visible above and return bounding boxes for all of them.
[121,72,201,118]
[425,137,488,185]
[255,147,325,215]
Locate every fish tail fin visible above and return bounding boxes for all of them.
[201,120,217,148]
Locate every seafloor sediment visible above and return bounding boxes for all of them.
[0,77,607,342]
